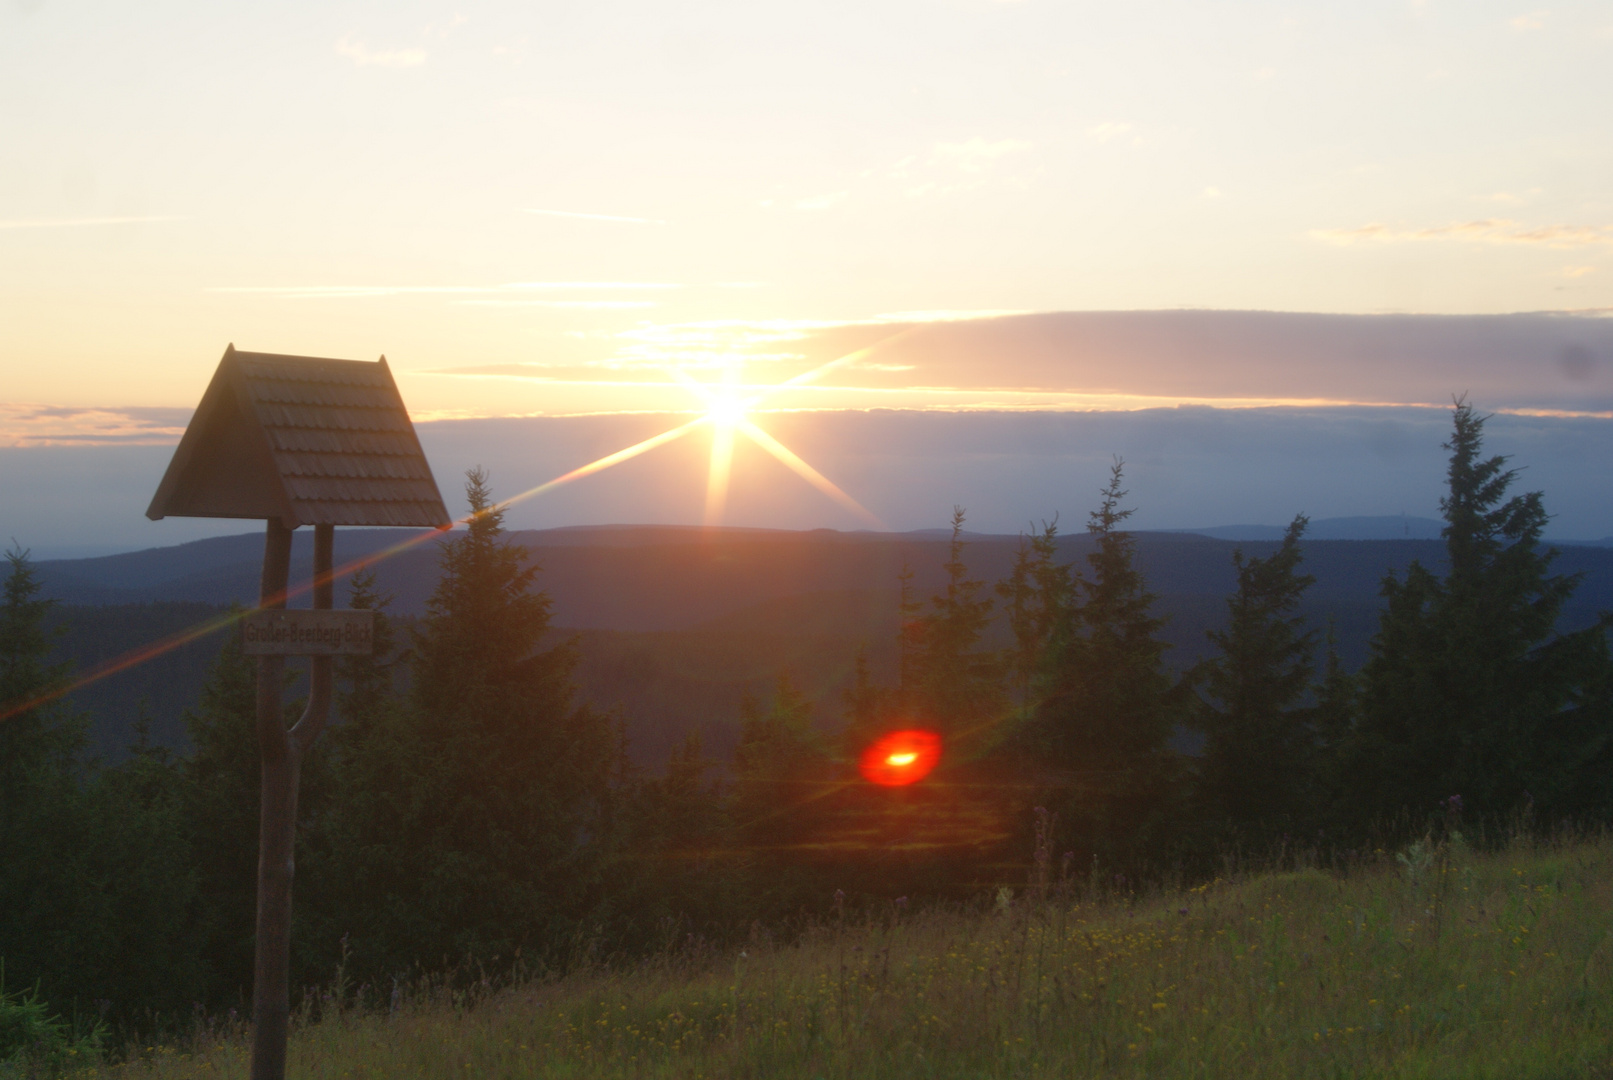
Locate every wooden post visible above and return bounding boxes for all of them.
[250,521,335,1080]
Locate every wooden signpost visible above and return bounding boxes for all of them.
[148,346,449,1080]
[241,609,376,655]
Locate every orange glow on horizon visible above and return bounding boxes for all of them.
[859,729,942,787]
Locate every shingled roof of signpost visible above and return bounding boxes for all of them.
[147,345,452,528]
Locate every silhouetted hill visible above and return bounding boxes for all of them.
[1178,515,1447,541]
[37,526,1613,765]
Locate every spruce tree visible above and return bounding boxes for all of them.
[732,674,835,913]
[0,548,203,1027]
[910,509,1003,743]
[1030,462,1183,862]
[0,547,88,1014]
[386,468,621,966]
[182,611,276,1001]
[997,520,1067,717]
[1355,400,1613,820]
[297,569,412,981]
[1194,515,1320,833]
[626,730,733,928]
[0,545,79,794]
[733,674,826,850]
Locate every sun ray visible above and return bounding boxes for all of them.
[495,414,710,513]
[0,417,719,727]
[3,342,911,727]
[735,418,885,529]
[769,321,928,393]
[704,420,734,526]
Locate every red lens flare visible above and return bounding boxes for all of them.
[859,729,942,787]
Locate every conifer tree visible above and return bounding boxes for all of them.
[1194,515,1320,832]
[997,520,1068,716]
[732,674,835,912]
[0,546,88,1011]
[612,731,735,936]
[0,548,203,1026]
[384,468,621,966]
[0,546,79,794]
[1030,462,1183,861]
[182,610,277,1000]
[733,673,825,846]
[910,509,1003,741]
[1355,400,1613,819]
[298,570,412,978]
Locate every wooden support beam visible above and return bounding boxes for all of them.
[250,520,335,1080]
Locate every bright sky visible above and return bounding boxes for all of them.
[3,0,1612,428]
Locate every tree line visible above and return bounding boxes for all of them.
[2,401,1610,1043]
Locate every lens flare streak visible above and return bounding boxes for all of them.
[1,335,909,725]
[735,419,883,528]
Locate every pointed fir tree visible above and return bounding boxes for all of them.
[617,730,734,933]
[0,545,80,794]
[1194,514,1321,833]
[733,672,826,847]
[731,673,836,913]
[0,546,89,1013]
[181,607,277,1000]
[297,568,415,979]
[909,508,1003,743]
[0,548,204,1027]
[1354,400,1613,820]
[390,468,623,965]
[1030,461,1183,862]
[997,519,1069,717]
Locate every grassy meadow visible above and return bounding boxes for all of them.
[78,832,1613,1080]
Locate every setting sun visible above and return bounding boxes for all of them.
[706,393,749,428]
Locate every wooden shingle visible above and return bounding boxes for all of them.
[147,345,451,528]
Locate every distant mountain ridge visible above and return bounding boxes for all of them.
[1170,515,1613,545]
[38,523,1613,768]
[1172,516,1445,542]
[35,523,1613,628]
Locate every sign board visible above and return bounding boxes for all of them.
[242,609,375,655]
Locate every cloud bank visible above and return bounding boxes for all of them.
[429,309,1613,417]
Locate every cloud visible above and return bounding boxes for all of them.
[0,405,191,448]
[1086,122,1133,144]
[930,139,1032,173]
[503,282,680,290]
[523,208,663,224]
[0,216,177,230]
[1312,219,1613,248]
[883,139,1035,199]
[452,300,657,309]
[335,38,426,67]
[1562,266,1597,278]
[794,191,848,211]
[206,282,679,300]
[1510,10,1547,30]
[579,309,1613,418]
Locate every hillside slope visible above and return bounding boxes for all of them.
[107,834,1613,1080]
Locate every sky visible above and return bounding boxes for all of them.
[3,0,1613,552]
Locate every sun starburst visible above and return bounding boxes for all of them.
[1,330,910,727]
